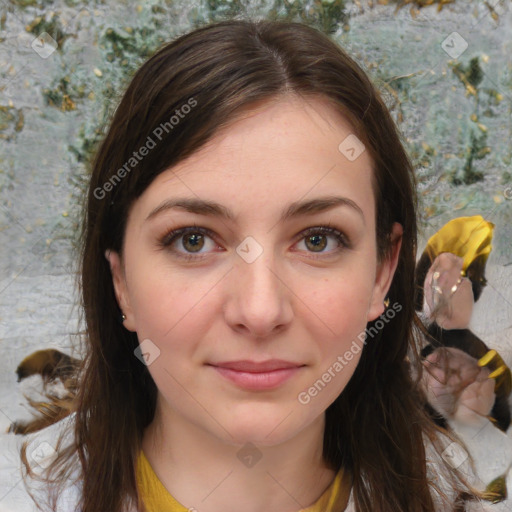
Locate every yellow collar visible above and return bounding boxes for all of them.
[136,450,351,512]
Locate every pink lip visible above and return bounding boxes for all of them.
[211,359,302,372]
[208,360,304,390]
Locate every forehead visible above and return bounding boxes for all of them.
[132,95,376,224]
[190,94,366,166]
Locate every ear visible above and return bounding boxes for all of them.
[105,250,136,332]
[367,222,403,322]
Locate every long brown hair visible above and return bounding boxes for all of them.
[21,18,484,512]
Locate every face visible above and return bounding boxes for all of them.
[107,95,402,447]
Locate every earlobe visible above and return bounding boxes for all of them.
[105,250,136,331]
[367,223,403,322]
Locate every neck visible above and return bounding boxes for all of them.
[141,398,339,512]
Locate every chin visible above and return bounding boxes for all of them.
[217,409,308,447]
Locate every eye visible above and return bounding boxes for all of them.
[294,226,350,258]
[159,226,220,261]
[159,224,350,261]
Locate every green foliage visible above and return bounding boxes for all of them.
[101,26,165,72]
[10,0,51,7]
[9,0,100,9]
[452,130,488,185]
[390,0,455,10]
[267,0,348,35]
[466,57,484,88]
[447,56,501,186]
[68,124,104,164]
[25,12,69,48]
[202,0,247,21]
[0,105,24,140]
[42,76,92,111]
[200,0,348,35]
[451,56,483,90]
[68,83,118,165]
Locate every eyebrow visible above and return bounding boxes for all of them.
[145,195,365,224]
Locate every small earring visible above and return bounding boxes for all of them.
[383,298,390,308]
[120,313,126,323]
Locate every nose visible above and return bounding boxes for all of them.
[223,250,293,339]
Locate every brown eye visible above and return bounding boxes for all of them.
[296,226,350,257]
[181,233,205,253]
[159,226,219,261]
[304,234,328,252]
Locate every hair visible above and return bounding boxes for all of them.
[20,18,487,512]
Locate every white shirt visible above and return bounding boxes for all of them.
[0,414,506,512]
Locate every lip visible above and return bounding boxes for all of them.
[208,360,305,390]
[210,359,303,372]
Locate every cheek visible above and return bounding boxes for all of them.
[300,272,373,334]
[128,271,213,391]
[126,262,216,346]
[295,275,373,392]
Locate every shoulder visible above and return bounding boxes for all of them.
[465,498,511,512]
[0,413,81,512]
[340,433,503,512]
[342,486,499,512]
[424,430,512,512]
[1,413,141,512]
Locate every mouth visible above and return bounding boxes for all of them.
[207,360,305,390]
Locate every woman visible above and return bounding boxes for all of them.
[19,18,492,512]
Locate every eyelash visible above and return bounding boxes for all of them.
[158,223,350,261]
